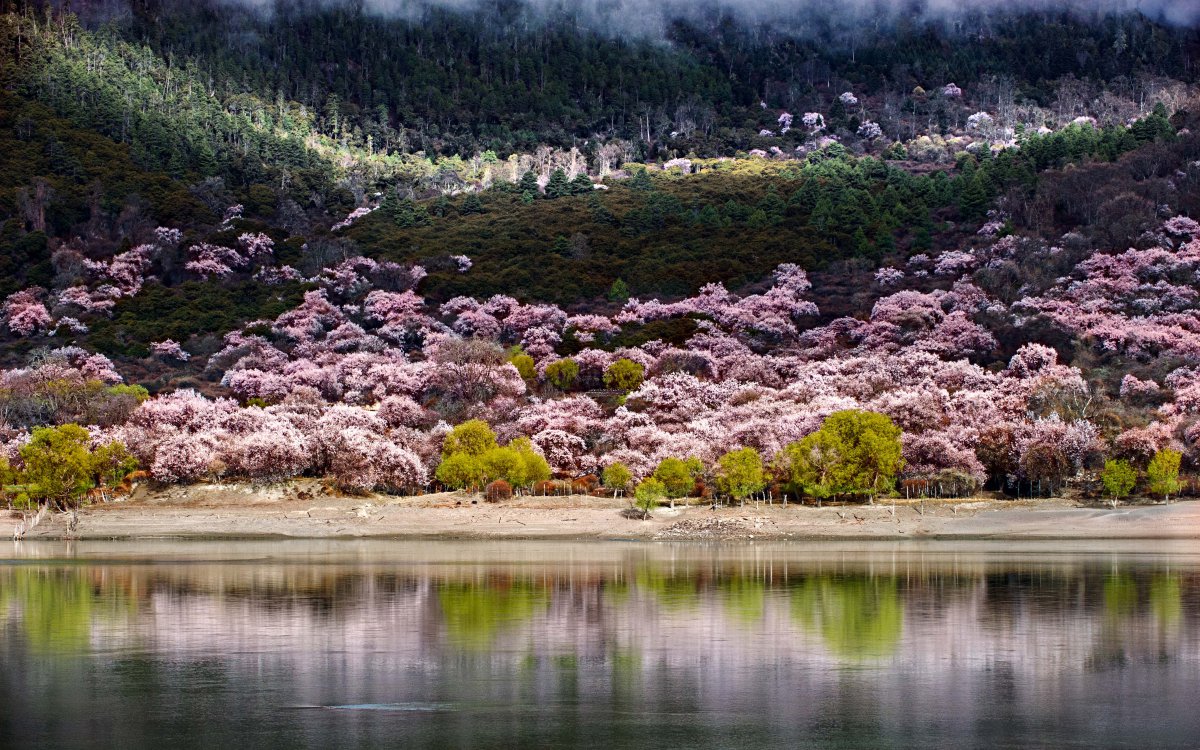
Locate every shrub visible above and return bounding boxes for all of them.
[485,479,512,502]
[544,358,580,390]
[603,358,645,392]
[572,474,600,494]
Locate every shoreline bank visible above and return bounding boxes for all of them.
[9,481,1200,541]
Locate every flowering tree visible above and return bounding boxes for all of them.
[4,289,52,336]
[151,340,191,362]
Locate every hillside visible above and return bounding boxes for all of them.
[0,0,1199,511]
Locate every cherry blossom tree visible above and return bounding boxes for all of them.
[151,340,191,362]
[3,289,52,336]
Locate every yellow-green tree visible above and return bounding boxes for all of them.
[653,457,698,508]
[634,477,666,517]
[19,424,136,510]
[603,358,645,392]
[544,358,580,390]
[510,437,552,487]
[441,419,498,457]
[779,410,903,503]
[1147,448,1182,502]
[1100,459,1136,507]
[716,447,765,503]
[435,453,485,490]
[601,462,632,494]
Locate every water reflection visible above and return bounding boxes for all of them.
[1,541,1198,749]
[437,578,549,649]
[791,576,904,659]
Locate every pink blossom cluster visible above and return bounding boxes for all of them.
[3,289,52,336]
[857,121,883,140]
[117,389,432,488]
[238,233,275,259]
[82,244,157,297]
[57,285,117,315]
[151,339,191,361]
[1017,230,1200,360]
[185,242,244,278]
[319,257,426,299]
[254,265,306,285]
[874,267,905,287]
[331,206,376,232]
[47,346,122,384]
[616,264,818,341]
[221,204,244,226]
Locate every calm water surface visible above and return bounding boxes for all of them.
[2,539,1199,749]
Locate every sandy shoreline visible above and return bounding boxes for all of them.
[8,480,1200,541]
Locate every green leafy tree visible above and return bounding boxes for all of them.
[506,437,551,488]
[608,278,630,302]
[442,420,499,457]
[716,447,765,504]
[1100,459,1137,507]
[653,457,694,507]
[91,441,138,487]
[19,424,97,509]
[436,453,485,490]
[0,455,15,507]
[604,358,645,392]
[634,477,665,517]
[544,358,580,390]
[780,410,902,503]
[481,447,527,487]
[1146,449,1182,503]
[602,462,632,494]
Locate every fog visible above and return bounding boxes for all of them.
[212,0,1200,31]
[64,0,1200,34]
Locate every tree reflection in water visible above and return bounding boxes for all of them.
[2,543,1199,749]
[790,575,904,659]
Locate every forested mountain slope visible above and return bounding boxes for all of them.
[0,0,1198,507]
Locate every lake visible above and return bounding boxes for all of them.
[2,540,1198,749]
